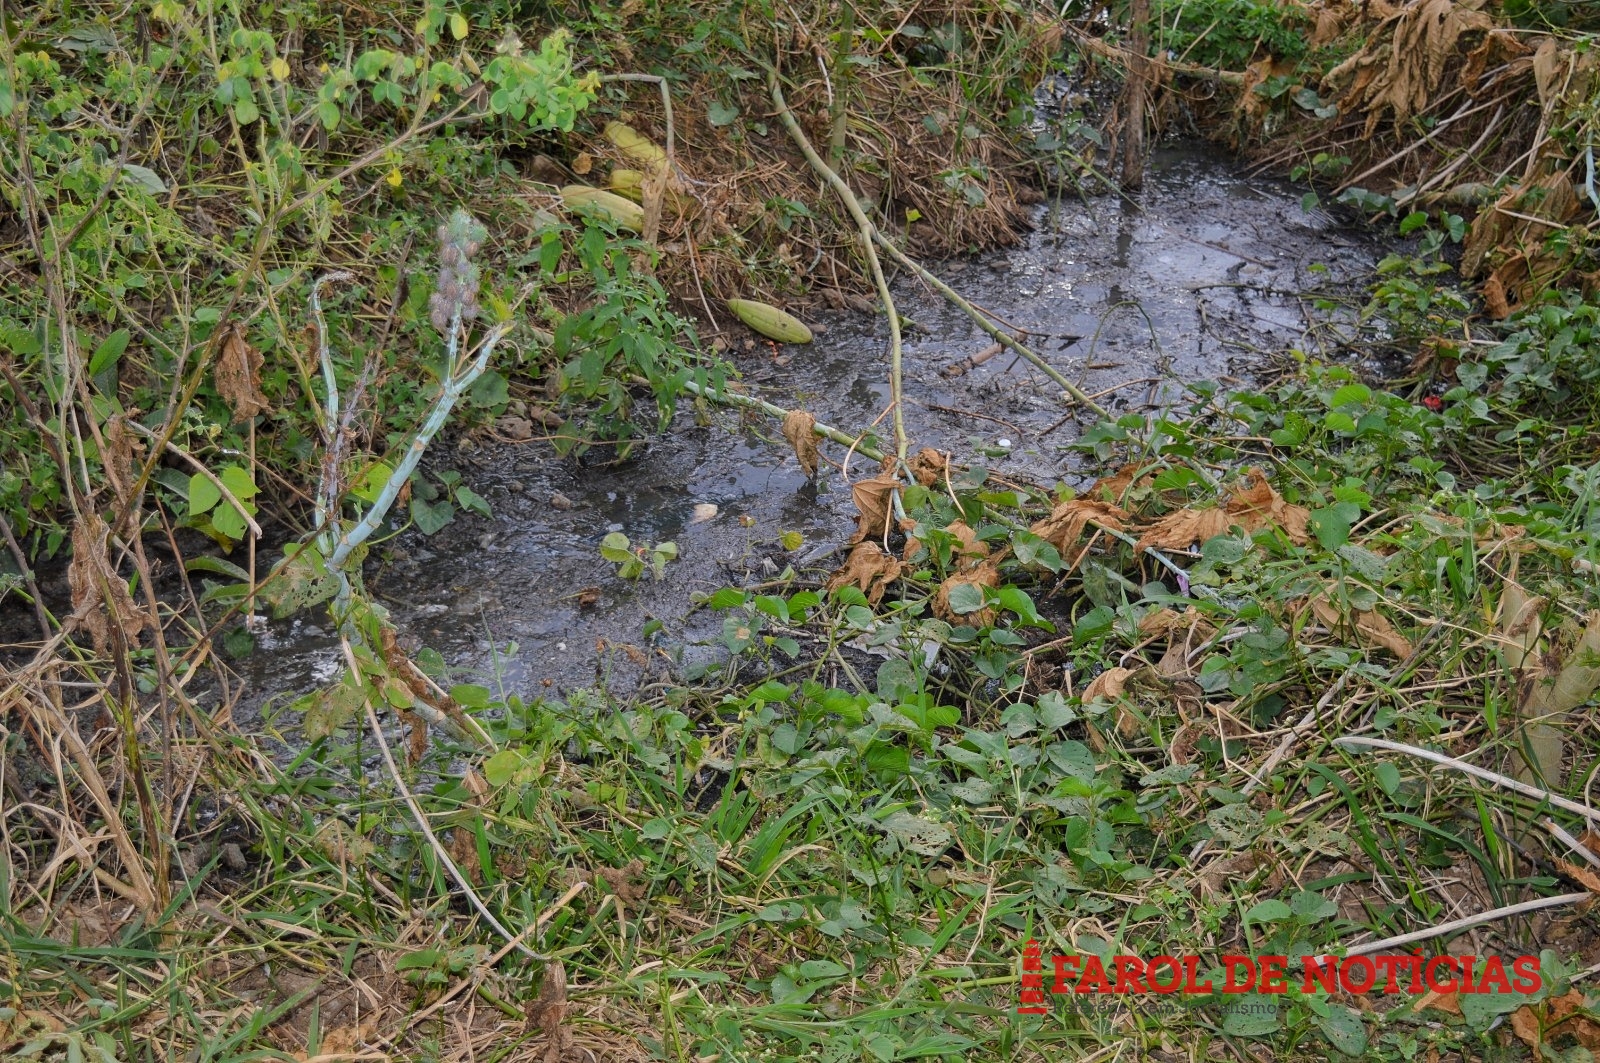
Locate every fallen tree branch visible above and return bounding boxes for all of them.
[940,342,1003,378]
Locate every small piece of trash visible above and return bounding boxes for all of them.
[997,438,1012,448]
[689,503,718,524]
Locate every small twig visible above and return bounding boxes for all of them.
[122,423,263,540]
[940,341,1004,379]
[1543,817,1600,870]
[0,509,51,637]
[1334,891,1593,957]
[1334,736,1600,825]
[348,638,550,962]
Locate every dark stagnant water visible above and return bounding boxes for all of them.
[237,143,1392,726]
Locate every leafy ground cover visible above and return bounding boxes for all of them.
[4,1,1600,1062]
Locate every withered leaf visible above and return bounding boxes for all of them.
[945,519,989,570]
[103,413,146,502]
[932,561,999,627]
[781,410,819,478]
[528,960,572,1062]
[850,470,900,543]
[1548,989,1600,1051]
[1556,858,1600,895]
[1136,468,1308,552]
[214,322,270,424]
[1029,498,1130,552]
[1082,666,1132,706]
[909,447,947,487]
[1308,596,1414,657]
[826,542,903,606]
[67,513,149,653]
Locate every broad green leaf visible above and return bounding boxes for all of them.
[188,472,221,517]
[88,329,130,375]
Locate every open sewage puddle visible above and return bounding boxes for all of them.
[239,143,1390,723]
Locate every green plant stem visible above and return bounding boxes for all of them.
[678,378,887,464]
[768,72,907,466]
[867,232,1110,418]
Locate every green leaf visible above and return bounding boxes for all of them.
[211,501,247,540]
[1309,506,1351,550]
[600,531,633,564]
[411,497,454,535]
[482,749,523,787]
[455,485,492,518]
[233,93,259,125]
[317,100,340,131]
[449,12,469,39]
[118,164,167,195]
[188,472,221,517]
[1398,211,1429,235]
[707,100,739,126]
[1244,898,1292,923]
[1221,994,1279,1036]
[218,465,259,499]
[1330,383,1371,407]
[1374,761,1401,796]
[1317,1005,1367,1056]
[1036,691,1077,731]
[1291,890,1339,921]
[88,329,130,376]
[945,582,987,615]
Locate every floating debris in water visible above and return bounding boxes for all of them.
[690,503,719,524]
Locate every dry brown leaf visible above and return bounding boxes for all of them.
[103,413,145,501]
[826,542,904,606]
[1510,1004,1542,1049]
[781,410,819,478]
[1548,989,1600,1050]
[1134,507,1232,553]
[214,322,270,423]
[497,414,534,440]
[1091,462,1155,502]
[1414,988,1462,1015]
[850,471,900,543]
[1082,666,1133,703]
[1557,858,1600,894]
[1322,0,1495,135]
[1030,498,1130,552]
[1463,174,1580,279]
[1532,36,1561,106]
[1308,596,1414,657]
[596,858,646,903]
[67,513,149,654]
[945,520,990,570]
[909,447,947,487]
[1136,468,1308,552]
[1226,468,1311,544]
[932,561,999,627]
[528,960,573,1062]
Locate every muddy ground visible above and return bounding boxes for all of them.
[237,142,1396,724]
